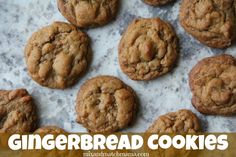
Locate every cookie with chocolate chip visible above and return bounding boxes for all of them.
[179,0,236,48]
[57,0,119,28]
[147,109,201,133]
[0,89,37,133]
[34,126,66,134]
[76,76,137,133]
[143,0,175,6]
[25,22,91,89]
[189,54,236,115]
[119,18,178,81]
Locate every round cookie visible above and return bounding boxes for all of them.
[57,0,119,28]
[143,0,174,6]
[34,126,66,134]
[147,109,201,133]
[119,18,178,81]
[189,54,236,115]
[179,0,236,48]
[76,76,137,133]
[0,89,37,133]
[25,22,91,89]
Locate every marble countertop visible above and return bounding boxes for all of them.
[0,0,235,132]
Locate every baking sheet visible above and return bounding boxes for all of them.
[0,0,235,132]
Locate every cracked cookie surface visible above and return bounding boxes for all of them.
[57,0,119,28]
[179,0,236,48]
[25,22,91,89]
[189,54,236,115]
[119,18,178,81]
[0,89,37,133]
[76,76,137,133]
[143,0,174,6]
[34,126,66,134]
[147,109,201,133]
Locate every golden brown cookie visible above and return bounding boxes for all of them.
[119,18,178,81]
[0,89,37,133]
[76,76,137,133]
[179,0,236,48]
[143,0,174,6]
[57,0,119,28]
[189,54,236,115]
[25,22,91,89]
[147,109,201,133]
[34,126,66,134]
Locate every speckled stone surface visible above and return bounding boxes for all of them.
[0,0,236,133]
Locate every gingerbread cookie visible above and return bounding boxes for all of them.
[147,109,201,133]
[76,76,137,133]
[0,89,37,133]
[143,0,174,6]
[34,126,66,134]
[119,18,178,81]
[189,54,236,115]
[179,0,236,48]
[57,0,119,28]
[25,22,91,89]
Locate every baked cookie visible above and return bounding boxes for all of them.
[147,109,201,133]
[0,89,37,133]
[189,54,236,115]
[34,126,66,134]
[119,18,178,81]
[179,0,236,48]
[143,0,174,6]
[76,76,137,133]
[25,22,91,89]
[57,0,119,28]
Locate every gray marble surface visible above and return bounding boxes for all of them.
[0,0,236,133]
